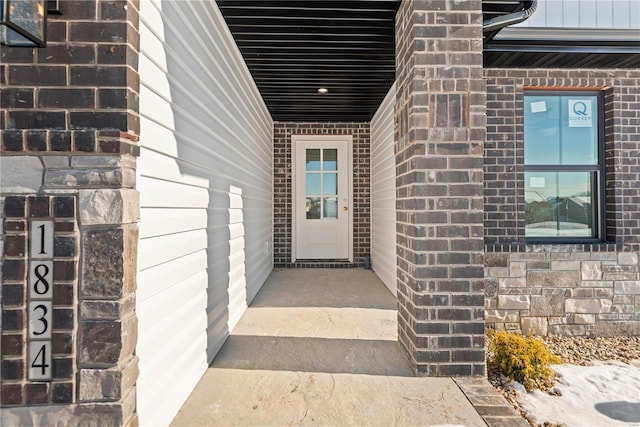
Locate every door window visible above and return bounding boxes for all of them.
[306,148,338,220]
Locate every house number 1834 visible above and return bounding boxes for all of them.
[28,220,54,380]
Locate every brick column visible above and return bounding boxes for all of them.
[394,0,486,376]
[1,1,140,424]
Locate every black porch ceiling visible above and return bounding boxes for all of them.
[216,0,401,121]
[216,1,637,122]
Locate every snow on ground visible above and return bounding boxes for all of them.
[513,361,640,426]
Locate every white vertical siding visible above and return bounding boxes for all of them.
[370,84,396,295]
[137,1,273,425]
[516,0,639,28]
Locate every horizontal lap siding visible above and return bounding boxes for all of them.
[514,0,639,28]
[370,84,397,295]
[137,1,273,425]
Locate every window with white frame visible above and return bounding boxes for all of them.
[524,91,604,241]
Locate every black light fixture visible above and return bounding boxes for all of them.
[0,0,48,47]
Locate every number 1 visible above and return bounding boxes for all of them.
[38,224,46,254]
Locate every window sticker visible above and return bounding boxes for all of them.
[568,99,592,128]
[530,101,547,113]
[530,176,546,188]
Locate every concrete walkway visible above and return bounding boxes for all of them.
[171,269,520,426]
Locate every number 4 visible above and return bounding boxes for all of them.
[29,341,51,380]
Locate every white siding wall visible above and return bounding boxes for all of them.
[515,0,639,28]
[137,1,273,425]
[370,84,396,295]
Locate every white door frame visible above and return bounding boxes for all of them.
[291,134,353,262]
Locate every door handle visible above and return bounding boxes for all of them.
[343,206,349,211]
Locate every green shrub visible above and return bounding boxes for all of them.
[488,329,561,391]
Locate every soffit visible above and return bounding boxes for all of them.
[215,0,400,121]
[215,1,636,121]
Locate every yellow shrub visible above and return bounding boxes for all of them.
[488,329,561,390]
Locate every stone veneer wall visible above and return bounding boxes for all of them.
[483,68,640,336]
[273,122,370,268]
[0,1,140,424]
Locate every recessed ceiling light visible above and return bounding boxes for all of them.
[317,87,328,94]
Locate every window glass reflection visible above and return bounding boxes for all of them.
[323,197,338,219]
[306,149,321,171]
[525,172,595,238]
[323,149,337,170]
[323,173,337,195]
[306,197,321,219]
[524,96,598,166]
[306,173,320,195]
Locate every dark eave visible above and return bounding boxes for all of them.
[216,1,638,121]
[216,0,400,122]
[484,40,640,68]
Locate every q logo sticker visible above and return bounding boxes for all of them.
[568,99,592,128]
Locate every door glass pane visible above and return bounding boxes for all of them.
[306,149,321,171]
[323,173,337,195]
[306,197,321,219]
[525,171,595,238]
[323,149,337,171]
[323,197,338,219]
[306,173,320,195]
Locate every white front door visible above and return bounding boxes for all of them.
[293,135,352,260]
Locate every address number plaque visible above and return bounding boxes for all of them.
[28,220,54,380]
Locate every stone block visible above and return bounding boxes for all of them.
[571,288,594,298]
[120,314,138,361]
[487,267,509,278]
[570,252,591,260]
[0,156,43,193]
[484,253,508,267]
[581,261,602,280]
[79,189,139,225]
[618,252,639,266]
[42,156,69,168]
[527,271,580,287]
[551,261,581,271]
[80,301,122,320]
[573,314,595,324]
[611,304,635,314]
[509,261,526,277]
[80,321,123,365]
[594,288,613,298]
[590,253,617,261]
[71,156,135,168]
[548,316,568,325]
[81,225,137,299]
[595,321,640,336]
[521,317,547,336]
[548,324,594,337]
[485,310,520,323]
[565,298,612,314]
[79,368,122,401]
[613,295,633,305]
[485,277,498,297]
[602,265,638,281]
[81,228,124,298]
[499,277,526,288]
[45,169,130,188]
[511,253,546,261]
[530,295,564,316]
[498,295,530,310]
[614,281,640,294]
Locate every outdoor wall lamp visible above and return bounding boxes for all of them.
[0,0,59,47]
